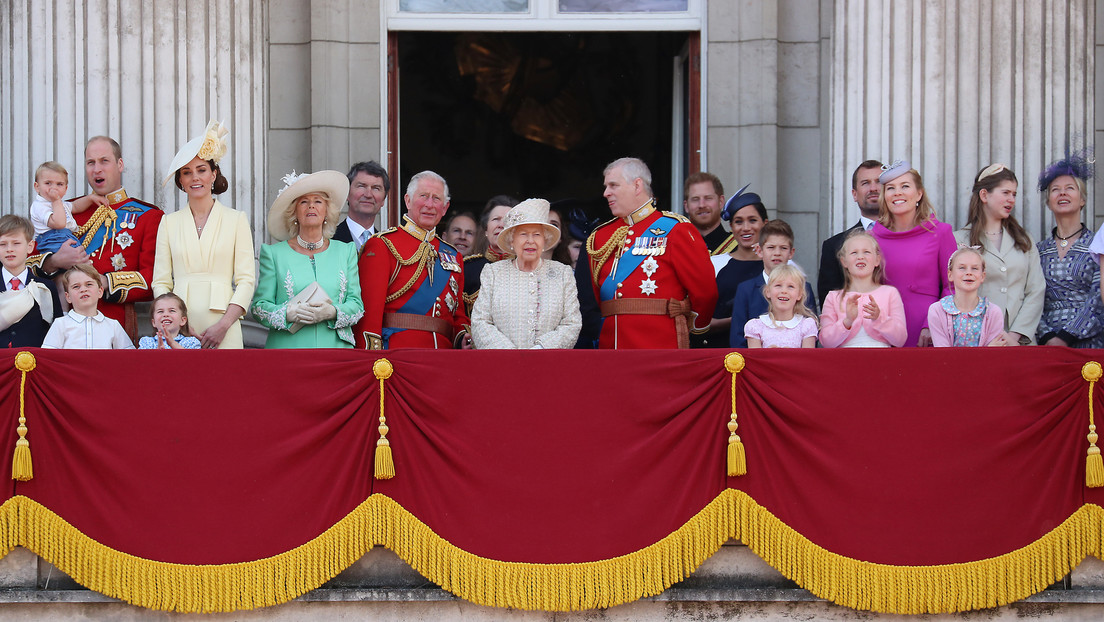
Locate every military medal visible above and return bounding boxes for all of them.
[631,237,668,256]
[111,253,127,270]
[641,256,659,277]
[639,278,658,296]
[439,250,461,272]
[115,231,134,249]
[445,291,457,314]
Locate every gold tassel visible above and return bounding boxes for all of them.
[724,352,746,477]
[373,358,395,480]
[11,352,36,481]
[1082,362,1103,487]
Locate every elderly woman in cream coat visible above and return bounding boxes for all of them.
[153,121,256,349]
[471,199,581,349]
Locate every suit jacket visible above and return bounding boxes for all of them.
[729,273,817,348]
[818,221,863,309]
[0,272,62,348]
[333,220,353,245]
[151,200,256,348]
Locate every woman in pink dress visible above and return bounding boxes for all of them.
[871,160,957,347]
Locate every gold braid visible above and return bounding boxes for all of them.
[73,205,118,250]
[379,236,436,303]
[586,226,629,287]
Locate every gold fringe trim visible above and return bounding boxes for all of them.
[371,492,735,611]
[3,489,1104,614]
[0,495,377,613]
[731,490,1104,614]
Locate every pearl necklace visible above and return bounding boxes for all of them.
[297,235,323,251]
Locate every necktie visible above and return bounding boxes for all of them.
[9,278,21,291]
[865,222,874,231]
[359,230,370,248]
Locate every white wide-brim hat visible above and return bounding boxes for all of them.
[267,170,350,241]
[498,198,561,254]
[161,120,229,187]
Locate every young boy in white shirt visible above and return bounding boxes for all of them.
[42,264,134,349]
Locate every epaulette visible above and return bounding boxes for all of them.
[463,253,485,264]
[662,211,690,224]
[376,226,400,237]
[115,197,161,213]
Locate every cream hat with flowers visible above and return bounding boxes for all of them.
[161,120,229,187]
[267,170,350,241]
[497,198,561,254]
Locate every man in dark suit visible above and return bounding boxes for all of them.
[334,161,389,252]
[817,159,883,308]
[0,215,62,348]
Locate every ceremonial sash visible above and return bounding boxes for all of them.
[382,250,450,347]
[599,215,677,302]
[81,201,152,256]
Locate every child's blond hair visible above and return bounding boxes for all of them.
[837,230,887,292]
[35,161,68,182]
[60,264,103,290]
[761,264,818,326]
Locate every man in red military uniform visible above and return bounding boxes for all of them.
[586,157,717,349]
[355,170,470,349]
[36,136,162,338]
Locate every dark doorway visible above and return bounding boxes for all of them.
[393,30,693,223]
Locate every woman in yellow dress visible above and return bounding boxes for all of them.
[153,120,256,348]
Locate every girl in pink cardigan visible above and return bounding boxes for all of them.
[820,231,908,347]
[927,247,1007,347]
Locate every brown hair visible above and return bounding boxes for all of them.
[0,215,35,241]
[86,136,122,160]
[151,292,195,337]
[836,229,887,293]
[35,161,68,182]
[964,166,1031,252]
[851,160,883,190]
[683,171,724,197]
[174,159,229,195]
[757,219,794,246]
[877,169,937,229]
[61,263,103,290]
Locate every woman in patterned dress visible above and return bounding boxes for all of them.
[1036,153,1102,348]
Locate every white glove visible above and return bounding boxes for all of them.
[285,302,301,322]
[296,301,337,325]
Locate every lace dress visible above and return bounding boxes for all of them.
[471,259,581,349]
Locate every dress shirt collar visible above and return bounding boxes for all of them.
[2,267,28,287]
[859,216,876,231]
[401,216,436,242]
[345,217,374,244]
[622,199,657,226]
[67,309,106,323]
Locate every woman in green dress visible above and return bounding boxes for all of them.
[251,170,363,348]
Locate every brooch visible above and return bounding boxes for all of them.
[639,278,658,296]
[115,231,134,249]
[111,253,127,270]
[641,256,659,277]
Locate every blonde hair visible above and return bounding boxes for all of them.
[35,161,68,182]
[61,264,103,290]
[837,230,887,292]
[877,169,937,229]
[947,246,986,274]
[284,191,340,240]
[761,264,818,326]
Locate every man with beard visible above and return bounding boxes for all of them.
[682,172,729,253]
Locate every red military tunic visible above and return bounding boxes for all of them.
[587,200,717,349]
[355,218,469,349]
[71,188,163,325]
